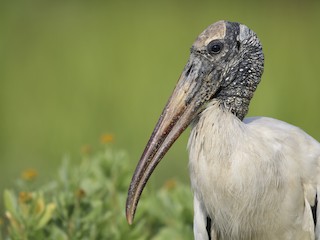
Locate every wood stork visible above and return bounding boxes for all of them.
[126,20,320,240]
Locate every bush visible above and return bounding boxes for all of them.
[1,147,193,240]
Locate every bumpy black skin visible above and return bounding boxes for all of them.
[218,22,264,120]
[187,21,264,120]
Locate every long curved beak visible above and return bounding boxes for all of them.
[126,54,217,224]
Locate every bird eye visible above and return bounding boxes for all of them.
[207,40,223,54]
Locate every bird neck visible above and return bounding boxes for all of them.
[188,100,246,165]
[214,33,264,120]
[216,94,251,121]
[215,61,263,120]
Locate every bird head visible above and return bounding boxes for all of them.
[126,20,264,224]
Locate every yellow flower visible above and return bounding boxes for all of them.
[21,169,38,181]
[163,179,177,190]
[75,188,86,199]
[19,192,33,203]
[81,145,92,155]
[100,134,114,144]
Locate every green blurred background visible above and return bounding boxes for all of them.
[1,0,320,208]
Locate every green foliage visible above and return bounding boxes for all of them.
[1,148,193,240]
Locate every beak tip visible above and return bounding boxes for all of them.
[126,201,134,225]
[126,211,134,225]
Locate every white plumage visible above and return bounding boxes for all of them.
[189,100,320,239]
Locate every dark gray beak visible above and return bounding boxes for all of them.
[126,53,219,224]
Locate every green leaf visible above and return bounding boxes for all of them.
[36,203,56,230]
[3,189,17,216]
